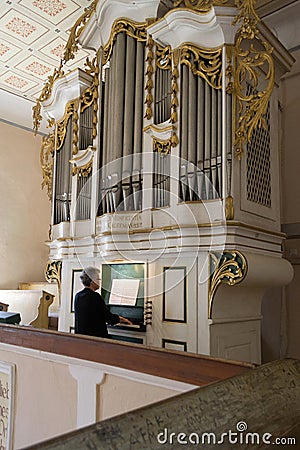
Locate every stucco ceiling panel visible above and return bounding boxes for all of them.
[0,0,92,104]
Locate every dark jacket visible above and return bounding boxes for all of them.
[74,287,119,338]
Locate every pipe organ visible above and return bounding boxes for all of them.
[37,0,294,364]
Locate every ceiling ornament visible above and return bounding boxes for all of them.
[233,0,275,159]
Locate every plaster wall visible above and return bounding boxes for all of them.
[0,122,50,288]
[0,345,188,449]
[280,47,300,360]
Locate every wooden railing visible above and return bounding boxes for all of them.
[24,358,300,450]
[0,324,253,386]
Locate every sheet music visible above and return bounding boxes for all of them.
[109,279,140,306]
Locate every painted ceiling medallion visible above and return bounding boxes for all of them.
[0,43,10,57]
[32,0,67,17]
[26,61,52,77]
[50,44,65,59]
[6,17,36,38]
[5,75,28,89]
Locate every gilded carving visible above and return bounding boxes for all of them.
[56,101,77,151]
[153,137,172,154]
[40,132,55,200]
[171,49,179,126]
[83,55,99,140]
[73,159,93,177]
[208,250,247,318]
[33,63,64,134]
[63,0,98,63]
[33,1,98,133]
[145,36,154,120]
[45,260,62,305]
[180,44,223,89]
[174,0,228,13]
[233,0,275,158]
[225,45,234,94]
[102,19,147,65]
[72,99,79,156]
[156,44,172,70]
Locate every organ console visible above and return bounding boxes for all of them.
[101,263,149,342]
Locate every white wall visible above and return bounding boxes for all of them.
[281,48,300,360]
[0,121,50,288]
[0,344,193,449]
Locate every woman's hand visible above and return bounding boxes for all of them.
[119,316,133,325]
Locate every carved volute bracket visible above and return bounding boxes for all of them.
[45,260,62,305]
[208,250,247,318]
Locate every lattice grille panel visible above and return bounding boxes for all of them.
[246,98,271,208]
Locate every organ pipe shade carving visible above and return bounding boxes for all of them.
[180,44,223,90]
[83,56,99,141]
[154,45,172,124]
[233,0,275,159]
[102,18,148,66]
[153,137,172,154]
[208,251,247,319]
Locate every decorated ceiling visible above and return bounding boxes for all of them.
[0,0,299,132]
[0,0,93,102]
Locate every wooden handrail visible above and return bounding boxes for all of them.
[0,324,253,386]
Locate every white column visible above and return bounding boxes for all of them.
[69,365,105,429]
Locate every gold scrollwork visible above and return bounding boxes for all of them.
[153,137,172,154]
[40,132,55,200]
[225,44,234,94]
[45,260,62,297]
[102,18,147,65]
[156,44,172,70]
[233,0,275,159]
[180,44,223,89]
[208,250,247,318]
[72,159,93,177]
[174,0,228,13]
[171,49,179,127]
[63,0,98,63]
[56,101,77,151]
[72,99,79,156]
[33,1,98,134]
[145,36,154,120]
[33,63,64,134]
[83,55,99,140]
